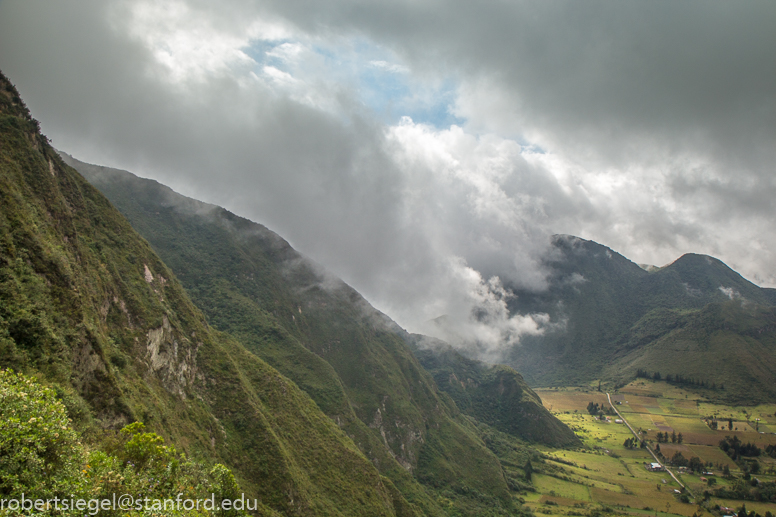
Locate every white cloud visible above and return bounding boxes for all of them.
[119,0,259,83]
[718,286,740,300]
[419,258,550,362]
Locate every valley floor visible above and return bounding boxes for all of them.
[526,381,776,517]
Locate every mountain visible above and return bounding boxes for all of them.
[408,335,579,447]
[0,70,430,516]
[64,153,578,514]
[608,300,776,403]
[502,235,776,403]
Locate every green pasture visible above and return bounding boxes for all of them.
[531,473,592,501]
[697,402,776,425]
[618,380,700,401]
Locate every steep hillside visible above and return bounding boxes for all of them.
[408,335,580,447]
[503,235,776,403]
[504,235,649,385]
[0,71,420,516]
[63,155,535,514]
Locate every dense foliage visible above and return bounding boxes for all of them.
[713,478,776,504]
[635,369,721,390]
[654,431,682,444]
[0,370,82,500]
[720,436,762,460]
[0,369,249,517]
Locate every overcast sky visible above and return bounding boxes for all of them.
[1,0,774,347]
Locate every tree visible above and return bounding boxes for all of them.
[0,369,83,499]
[671,452,688,467]
[729,418,734,430]
[211,463,242,517]
[671,431,677,443]
[677,433,683,444]
[525,458,533,481]
[120,421,176,470]
[723,465,731,478]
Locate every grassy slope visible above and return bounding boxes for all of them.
[64,156,525,515]
[0,71,414,516]
[608,301,776,404]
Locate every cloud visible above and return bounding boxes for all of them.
[1,0,775,364]
[419,259,551,363]
[718,286,740,301]
[121,0,259,83]
[368,60,409,74]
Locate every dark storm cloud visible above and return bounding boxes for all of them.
[269,0,776,162]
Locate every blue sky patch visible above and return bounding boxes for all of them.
[243,37,464,129]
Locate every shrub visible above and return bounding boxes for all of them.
[0,369,83,499]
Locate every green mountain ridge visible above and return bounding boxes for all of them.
[0,70,433,516]
[503,235,776,403]
[63,151,577,514]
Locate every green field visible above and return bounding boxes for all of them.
[533,384,776,517]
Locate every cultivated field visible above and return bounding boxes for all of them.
[528,382,776,517]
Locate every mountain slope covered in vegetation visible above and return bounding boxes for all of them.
[407,335,579,447]
[0,70,426,516]
[66,153,579,514]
